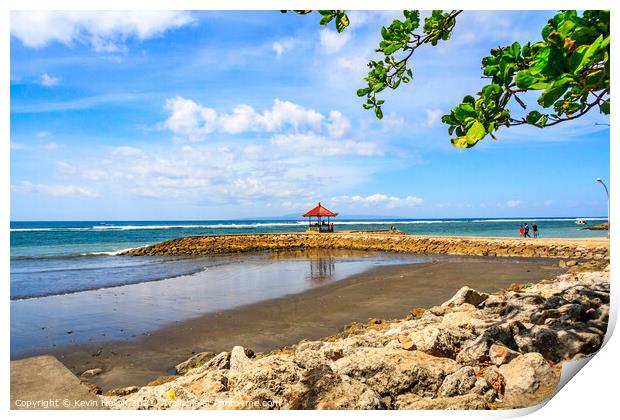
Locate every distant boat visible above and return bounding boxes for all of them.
[575,219,588,225]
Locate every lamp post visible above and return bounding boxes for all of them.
[596,178,610,237]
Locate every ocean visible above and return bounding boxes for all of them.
[10,218,606,300]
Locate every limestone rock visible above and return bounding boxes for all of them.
[437,366,477,397]
[229,355,303,404]
[483,366,505,397]
[332,348,457,397]
[397,335,415,350]
[230,346,252,373]
[80,367,103,377]
[499,353,561,408]
[394,393,489,410]
[442,287,489,308]
[105,386,139,397]
[175,351,216,375]
[286,366,382,409]
[457,320,525,365]
[408,325,475,358]
[488,344,520,366]
[194,351,230,374]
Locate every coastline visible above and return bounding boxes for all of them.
[11,234,611,409]
[30,256,567,391]
[99,262,610,410]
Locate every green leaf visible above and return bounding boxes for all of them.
[375,107,383,119]
[382,41,403,55]
[465,121,486,145]
[538,75,573,107]
[600,100,610,115]
[510,41,521,58]
[515,71,548,90]
[451,136,471,148]
[526,110,543,124]
[320,15,334,26]
[335,11,350,33]
[453,103,477,122]
[575,35,609,73]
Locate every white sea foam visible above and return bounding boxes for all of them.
[470,218,606,223]
[11,218,606,232]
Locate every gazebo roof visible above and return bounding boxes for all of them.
[302,202,337,217]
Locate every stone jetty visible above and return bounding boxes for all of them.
[121,232,609,261]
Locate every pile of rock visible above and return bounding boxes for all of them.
[102,267,609,410]
[121,233,610,261]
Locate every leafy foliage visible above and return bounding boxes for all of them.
[443,10,610,147]
[282,10,350,33]
[292,10,610,148]
[356,10,461,120]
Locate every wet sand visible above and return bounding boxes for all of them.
[37,256,565,391]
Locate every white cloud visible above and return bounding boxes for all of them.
[424,109,443,128]
[57,162,76,174]
[36,131,51,137]
[452,11,538,47]
[111,146,143,156]
[12,181,98,198]
[326,110,350,138]
[272,133,382,157]
[507,199,523,208]
[331,194,424,209]
[272,39,294,59]
[381,112,406,132]
[43,133,381,205]
[11,11,194,51]
[319,29,351,54]
[42,142,61,150]
[40,73,59,86]
[162,96,218,142]
[162,97,326,141]
[335,56,367,76]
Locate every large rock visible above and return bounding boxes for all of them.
[332,348,458,397]
[104,386,139,397]
[80,368,103,377]
[442,287,489,308]
[456,321,525,365]
[229,355,303,405]
[175,352,216,375]
[286,366,382,409]
[437,366,477,397]
[230,346,252,373]
[488,344,520,366]
[408,325,475,358]
[394,393,489,410]
[193,351,230,374]
[498,353,561,408]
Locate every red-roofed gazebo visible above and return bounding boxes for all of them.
[302,202,338,232]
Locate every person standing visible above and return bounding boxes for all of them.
[532,223,538,238]
[524,223,531,238]
[519,225,524,237]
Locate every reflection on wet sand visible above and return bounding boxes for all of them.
[12,250,426,355]
[267,249,394,284]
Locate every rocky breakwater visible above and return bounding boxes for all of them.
[121,233,609,261]
[102,266,609,410]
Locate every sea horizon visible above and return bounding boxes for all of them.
[9,215,609,223]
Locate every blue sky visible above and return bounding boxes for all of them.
[10,10,610,220]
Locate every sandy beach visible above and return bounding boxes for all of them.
[40,255,567,391]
